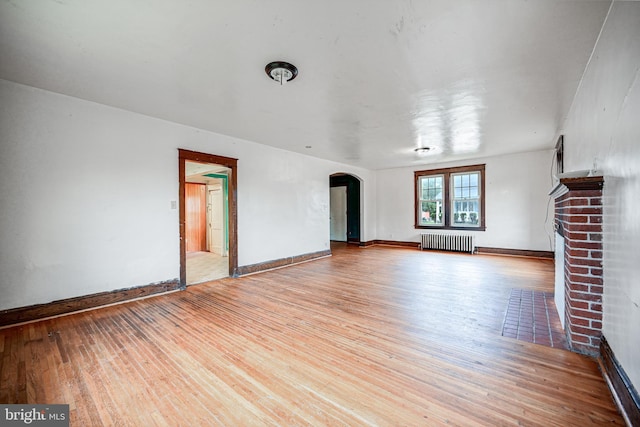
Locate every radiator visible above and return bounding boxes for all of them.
[420,233,475,254]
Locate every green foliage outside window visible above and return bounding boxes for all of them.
[421,201,441,224]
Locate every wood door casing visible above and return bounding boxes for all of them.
[179,149,238,285]
[185,183,206,252]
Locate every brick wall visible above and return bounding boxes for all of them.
[554,176,603,356]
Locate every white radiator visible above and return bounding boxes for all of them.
[420,233,475,254]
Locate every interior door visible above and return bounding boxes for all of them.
[185,183,206,252]
[208,187,224,255]
[330,186,347,241]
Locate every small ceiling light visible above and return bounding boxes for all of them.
[265,61,298,85]
[414,146,438,158]
[414,147,433,154]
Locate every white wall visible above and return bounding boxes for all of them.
[560,2,640,389]
[0,79,374,311]
[376,149,555,251]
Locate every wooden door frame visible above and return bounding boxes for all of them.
[179,149,238,287]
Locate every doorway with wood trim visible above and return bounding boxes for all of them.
[179,149,238,287]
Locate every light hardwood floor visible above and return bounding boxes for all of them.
[0,243,623,426]
[187,251,229,285]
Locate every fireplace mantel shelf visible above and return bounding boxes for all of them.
[550,175,603,199]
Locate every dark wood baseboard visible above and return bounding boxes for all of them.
[236,249,331,276]
[599,336,640,426]
[372,240,421,249]
[333,240,418,249]
[330,240,365,246]
[358,240,553,258]
[0,279,181,328]
[476,246,554,259]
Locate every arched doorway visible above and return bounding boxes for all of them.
[329,173,361,244]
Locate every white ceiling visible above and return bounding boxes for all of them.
[185,161,229,184]
[0,0,612,170]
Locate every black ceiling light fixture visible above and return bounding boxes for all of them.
[265,61,298,85]
[414,146,435,154]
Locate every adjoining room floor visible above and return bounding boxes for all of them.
[502,289,569,350]
[186,250,228,285]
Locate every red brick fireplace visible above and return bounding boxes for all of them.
[553,176,604,356]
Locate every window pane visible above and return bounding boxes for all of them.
[420,201,442,225]
[452,198,480,226]
[418,175,443,226]
[451,172,481,227]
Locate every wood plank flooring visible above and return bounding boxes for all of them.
[0,243,624,426]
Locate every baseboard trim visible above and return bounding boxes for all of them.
[334,240,419,249]
[0,279,181,328]
[476,246,554,259]
[236,249,332,276]
[599,336,640,427]
[372,240,421,249]
[358,241,553,258]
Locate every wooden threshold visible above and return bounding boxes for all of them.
[0,244,624,425]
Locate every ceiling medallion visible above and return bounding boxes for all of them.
[265,61,298,85]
